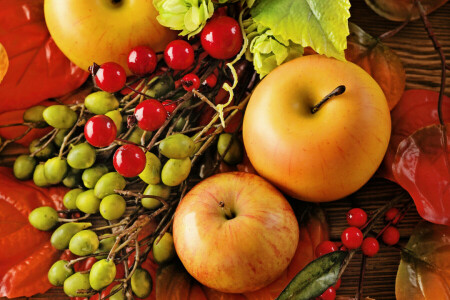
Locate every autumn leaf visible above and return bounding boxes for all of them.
[396,221,450,299]
[365,0,448,21]
[0,167,67,298]
[0,0,89,113]
[380,89,450,181]
[393,124,450,225]
[345,23,405,110]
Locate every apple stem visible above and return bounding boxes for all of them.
[310,85,346,114]
[219,201,234,219]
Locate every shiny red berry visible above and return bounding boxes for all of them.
[346,208,367,228]
[94,62,127,93]
[341,227,363,250]
[113,144,146,177]
[334,278,341,290]
[315,241,338,258]
[362,237,380,257]
[127,46,157,75]
[162,100,177,114]
[181,74,201,92]
[382,226,400,245]
[385,207,400,223]
[204,73,217,88]
[84,115,117,147]
[319,287,336,300]
[201,16,243,59]
[134,99,167,131]
[164,40,194,70]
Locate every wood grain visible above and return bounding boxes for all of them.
[5,0,450,299]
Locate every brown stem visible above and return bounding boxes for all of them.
[0,122,34,128]
[218,201,234,219]
[58,214,91,223]
[356,255,367,300]
[415,0,450,188]
[378,21,409,41]
[311,85,346,114]
[59,106,85,157]
[30,129,59,157]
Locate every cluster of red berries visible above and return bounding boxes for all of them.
[314,207,402,300]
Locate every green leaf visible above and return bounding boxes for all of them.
[276,251,347,300]
[250,0,351,60]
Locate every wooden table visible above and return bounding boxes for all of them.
[11,0,450,299]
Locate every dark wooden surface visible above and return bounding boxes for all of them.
[6,0,450,299]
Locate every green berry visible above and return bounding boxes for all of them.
[62,168,82,188]
[67,143,96,169]
[29,139,55,160]
[33,163,50,187]
[54,129,69,147]
[131,268,152,298]
[142,184,170,209]
[23,105,48,128]
[99,194,126,220]
[217,133,243,165]
[127,127,151,145]
[48,260,74,286]
[76,189,101,214]
[139,152,161,185]
[13,155,37,180]
[63,272,91,297]
[89,259,116,290]
[105,110,123,133]
[51,222,92,250]
[82,164,109,189]
[152,233,176,264]
[84,91,119,114]
[94,172,126,199]
[44,157,68,184]
[63,188,83,210]
[95,237,116,259]
[28,206,59,231]
[69,230,99,256]
[161,157,191,186]
[43,105,78,129]
[159,133,194,159]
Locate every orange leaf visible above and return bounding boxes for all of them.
[345,23,405,110]
[396,221,450,299]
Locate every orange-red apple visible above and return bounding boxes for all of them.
[173,172,299,293]
[243,55,391,202]
[44,0,176,74]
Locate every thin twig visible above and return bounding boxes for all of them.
[30,129,59,157]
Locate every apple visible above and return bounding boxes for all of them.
[243,55,391,202]
[44,0,176,74]
[173,172,299,293]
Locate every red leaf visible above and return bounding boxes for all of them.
[0,0,88,113]
[393,125,450,225]
[0,167,67,298]
[380,89,450,181]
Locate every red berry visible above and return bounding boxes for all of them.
[319,287,336,300]
[174,79,182,89]
[181,74,201,91]
[127,46,157,75]
[204,73,217,88]
[94,62,127,93]
[382,226,400,245]
[341,227,363,250]
[346,208,367,228]
[113,144,146,177]
[162,100,177,114]
[164,40,194,70]
[201,16,243,59]
[315,241,338,258]
[134,99,167,131]
[362,237,380,257]
[85,115,117,147]
[385,207,400,223]
[334,278,341,290]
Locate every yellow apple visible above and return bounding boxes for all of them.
[243,55,391,202]
[173,172,299,293]
[44,0,176,74]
